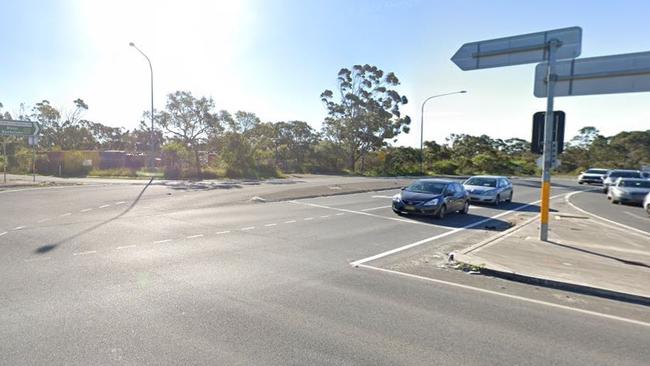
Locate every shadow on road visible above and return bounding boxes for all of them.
[398,212,514,231]
[546,240,650,269]
[469,201,557,213]
[34,178,154,254]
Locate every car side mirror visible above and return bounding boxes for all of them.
[400,187,406,191]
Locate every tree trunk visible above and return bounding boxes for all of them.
[348,147,356,172]
[194,149,202,179]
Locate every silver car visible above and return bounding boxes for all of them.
[577,168,608,185]
[644,193,650,216]
[463,175,513,205]
[602,169,643,193]
[607,178,650,205]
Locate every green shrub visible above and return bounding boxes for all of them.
[431,160,459,175]
[88,168,136,177]
[61,151,92,176]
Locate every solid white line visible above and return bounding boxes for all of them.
[264,223,277,227]
[361,205,392,212]
[566,191,650,237]
[290,201,448,228]
[0,184,105,195]
[216,230,231,234]
[186,234,204,239]
[73,250,97,256]
[116,245,136,250]
[59,212,72,217]
[115,201,126,205]
[357,264,650,329]
[13,226,26,230]
[80,208,92,212]
[98,204,110,209]
[372,195,394,199]
[350,193,566,266]
[0,231,7,237]
[241,226,255,231]
[37,218,51,223]
[24,257,51,262]
[284,220,296,224]
[154,239,172,244]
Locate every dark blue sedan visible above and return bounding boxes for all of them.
[392,179,470,219]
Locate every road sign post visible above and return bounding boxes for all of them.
[0,120,41,184]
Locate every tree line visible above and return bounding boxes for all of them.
[1,65,648,178]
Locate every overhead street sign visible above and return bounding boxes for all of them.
[534,51,650,97]
[451,27,582,71]
[0,120,41,136]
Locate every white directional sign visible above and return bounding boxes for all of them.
[534,51,650,97]
[451,27,582,70]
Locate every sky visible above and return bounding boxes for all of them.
[1,0,649,147]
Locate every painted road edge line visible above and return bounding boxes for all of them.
[350,193,567,266]
[356,264,650,329]
[566,191,650,238]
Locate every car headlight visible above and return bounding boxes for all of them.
[392,193,401,202]
[423,198,439,207]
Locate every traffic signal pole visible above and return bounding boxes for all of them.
[539,39,559,241]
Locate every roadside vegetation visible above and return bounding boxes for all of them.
[1,71,648,179]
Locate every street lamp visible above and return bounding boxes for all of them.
[420,90,467,175]
[129,42,155,171]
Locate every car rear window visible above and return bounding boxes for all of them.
[610,171,641,178]
[406,181,446,194]
[619,180,650,188]
[464,178,497,187]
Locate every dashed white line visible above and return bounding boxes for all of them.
[320,215,331,218]
[241,226,255,231]
[80,208,92,212]
[37,218,51,223]
[216,230,231,234]
[284,220,297,224]
[98,204,110,209]
[361,205,391,212]
[186,234,204,239]
[24,257,51,262]
[372,195,394,199]
[13,226,26,230]
[116,245,136,250]
[264,223,277,227]
[154,239,172,244]
[115,201,126,205]
[357,264,650,329]
[304,217,314,221]
[336,213,345,216]
[0,231,7,237]
[73,250,97,256]
[59,212,72,217]
[624,211,649,221]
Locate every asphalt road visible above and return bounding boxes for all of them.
[568,188,650,234]
[1,178,648,365]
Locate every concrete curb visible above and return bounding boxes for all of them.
[454,254,650,306]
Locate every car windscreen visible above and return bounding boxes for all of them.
[610,171,641,178]
[405,181,446,194]
[619,180,650,188]
[586,169,607,174]
[464,178,497,187]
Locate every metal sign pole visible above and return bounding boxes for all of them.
[540,39,559,241]
[2,138,6,184]
[32,141,36,183]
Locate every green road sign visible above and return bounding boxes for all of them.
[0,120,41,136]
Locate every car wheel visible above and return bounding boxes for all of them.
[459,201,469,214]
[393,209,404,216]
[435,205,446,219]
[646,205,650,216]
[578,181,584,185]
[506,191,513,203]
[494,195,501,206]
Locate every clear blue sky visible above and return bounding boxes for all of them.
[1,0,649,147]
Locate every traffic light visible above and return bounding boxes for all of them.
[531,111,565,154]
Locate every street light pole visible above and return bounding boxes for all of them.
[129,42,155,171]
[419,90,467,175]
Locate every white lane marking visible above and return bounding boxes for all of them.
[115,201,126,205]
[0,184,106,195]
[216,230,231,234]
[98,204,110,209]
[361,205,392,212]
[37,218,51,223]
[290,201,450,228]
[264,223,277,227]
[624,211,649,221]
[73,250,97,256]
[24,257,51,262]
[80,208,92,212]
[154,239,172,244]
[304,217,314,221]
[59,212,72,217]
[0,231,7,237]
[320,215,331,218]
[13,226,26,230]
[116,245,136,250]
[357,264,650,329]
[566,191,650,238]
[241,226,255,231]
[186,234,204,239]
[284,220,297,224]
[372,195,394,199]
[350,192,567,266]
